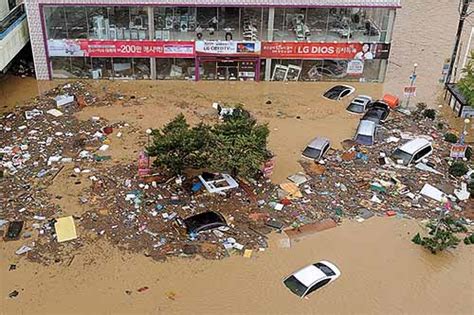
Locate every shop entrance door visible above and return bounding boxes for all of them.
[217,61,238,80]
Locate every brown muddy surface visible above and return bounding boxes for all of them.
[1,0,474,314]
[1,218,473,314]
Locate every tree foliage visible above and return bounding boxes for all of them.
[147,114,213,175]
[147,109,271,178]
[211,108,271,178]
[412,215,467,254]
[449,161,468,177]
[458,51,474,107]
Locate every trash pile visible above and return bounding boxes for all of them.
[1,81,472,265]
[289,110,472,223]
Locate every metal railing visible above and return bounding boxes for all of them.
[0,4,26,40]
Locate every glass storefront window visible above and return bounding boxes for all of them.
[65,7,88,39]
[87,7,108,39]
[44,7,67,39]
[51,56,72,78]
[273,8,308,41]
[112,57,133,79]
[156,58,195,80]
[71,57,92,78]
[92,58,113,79]
[154,7,197,40]
[362,59,382,82]
[134,58,151,79]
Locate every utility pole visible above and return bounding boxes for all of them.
[446,0,471,84]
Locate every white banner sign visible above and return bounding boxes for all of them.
[346,59,364,75]
[195,41,261,55]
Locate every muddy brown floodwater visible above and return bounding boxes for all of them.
[1,218,473,314]
[1,0,474,314]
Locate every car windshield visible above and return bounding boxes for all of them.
[391,148,412,165]
[347,104,365,113]
[324,86,348,99]
[314,263,336,276]
[284,276,308,297]
[355,134,374,145]
[302,147,322,159]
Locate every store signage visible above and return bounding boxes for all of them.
[261,42,390,60]
[195,41,261,55]
[450,144,467,158]
[403,86,417,97]
[47,39,195,58]
[346,59,364,75]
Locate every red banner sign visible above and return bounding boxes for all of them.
[261,42,390,60]
[48,39,195,58]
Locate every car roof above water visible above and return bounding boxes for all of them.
[307,137,330,149]
[357,120,376,136]
[293,265,326,287]
[398,138,431,154]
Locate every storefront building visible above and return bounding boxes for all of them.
[25,0,401,82]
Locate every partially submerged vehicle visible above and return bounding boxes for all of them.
[183,211,227,234]
[323,85,355,101]
[361,101,390,124]
[390,138,433,166]
[354,120,377,146]
[302,137,331,160]
[283,261,341,298]
[346,95,373,114]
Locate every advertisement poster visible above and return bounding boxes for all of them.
[195,41,261,55]
[346,59,364,75]
[261,42,390,60]
[403,86,417,97]
[47,39,195,58]
[450,144,467,158]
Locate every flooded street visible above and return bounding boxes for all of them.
[1,218,473,314]
[1,0,473,314]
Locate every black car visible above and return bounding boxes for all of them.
[183,211,227,234]
[362,101,390,124]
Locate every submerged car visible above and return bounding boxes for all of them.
[302,137,331,160]
[361,101,390,124]
[346,95,373,114]
[323,85,355,101]
[354,120,377,146]
[283,261,341,298]
[390,138,433,166]
[183,211,227,234]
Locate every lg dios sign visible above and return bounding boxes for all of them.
[293,45,355,55]
[261,42,363,59]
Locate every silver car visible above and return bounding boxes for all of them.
[302,137,331,160]
[346,95,373,114]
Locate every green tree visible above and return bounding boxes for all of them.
[458,50,474,106]
[412,215,468,254]
[147,114,213,175]
[211,107,271,178]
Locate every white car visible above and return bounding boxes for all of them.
[283,261,341,298]
[390,138,433,166]
[346,95,373,114]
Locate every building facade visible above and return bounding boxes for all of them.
[25,0,400,81]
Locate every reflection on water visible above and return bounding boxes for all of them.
[0,75,56,112]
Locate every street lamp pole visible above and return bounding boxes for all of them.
[405,63,418,108]
[446,0,471,84]
[460,118,470,145]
